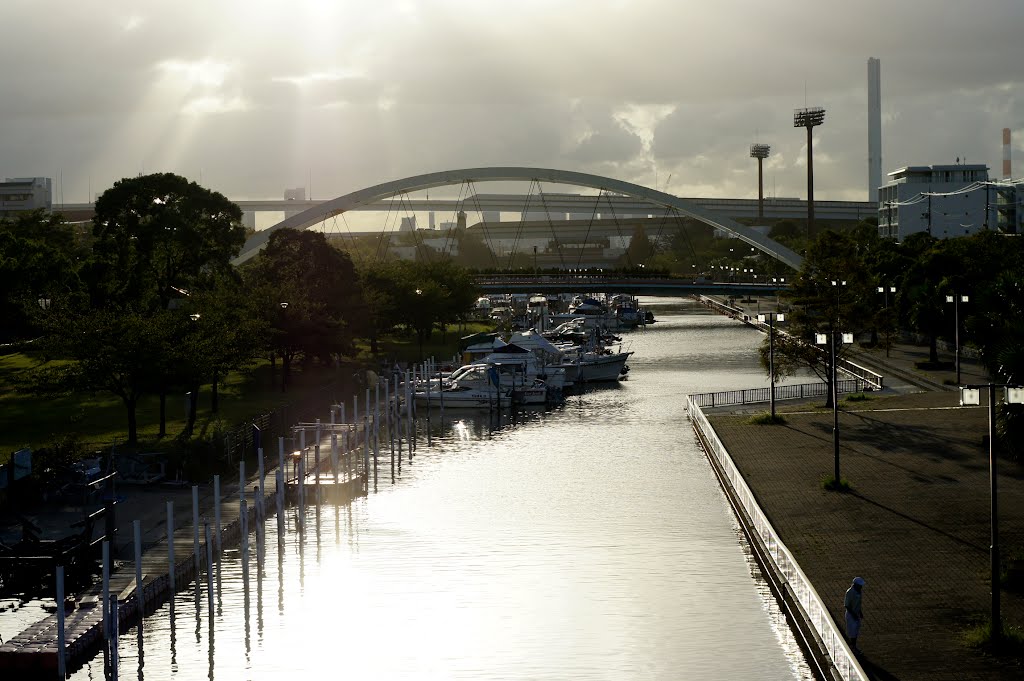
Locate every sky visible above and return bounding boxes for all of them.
[2,0,1022,208]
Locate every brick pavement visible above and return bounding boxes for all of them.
[709,391,1024,680]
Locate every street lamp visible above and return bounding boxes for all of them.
[877,285,897,357]
[794,106,827,238]
[959,383,1024,641]
[816,329,854,484]
[946,293,969,384]
[758,312,785,419]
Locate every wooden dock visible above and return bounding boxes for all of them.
[0,438,370,675]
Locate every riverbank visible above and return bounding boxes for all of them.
[702,370,1024,679]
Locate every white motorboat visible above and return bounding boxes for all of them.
[413,364,512,409]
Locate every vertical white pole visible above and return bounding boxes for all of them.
[109,593,118,675]
[372,414,379,486]
[363,414,370,481]
[213,475,222,554]
[134,519,143,617]
[315,418,321,451]
[331,434,339,484]
[102,540,110,641]
[204,522,214,615]
[299,427,306,457]
[258,447,266,516]
[241,499,250,596]
[56,566,67,679]
[276,468,284,537]
[278,436,285,479]
[239,461,246,508]
[192,486,201,580]
[353,394,358,433]
[166,502,175,594]
[374,381,381,458]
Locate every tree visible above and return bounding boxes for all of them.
[0,211,85,342]
[250,229,361,390]
[768,230,874,407]
[91,173,244,311]
[623,224,654,266]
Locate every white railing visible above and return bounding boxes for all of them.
[688,378,867,409]
[687,395,869,681]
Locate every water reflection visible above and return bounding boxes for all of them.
[57,301,813,680]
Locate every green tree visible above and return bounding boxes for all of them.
[250,229,361,390]
[0,211,85,342]
[91,173,244,311]
[624,224,654,266]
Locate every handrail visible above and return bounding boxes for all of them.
[687,395,869,681]
[696,296,885,391]
[688,379,865,409]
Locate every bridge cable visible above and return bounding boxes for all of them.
[398,191,434,263]
[506,179,538,271]
[601,190,631,268]
[536,182,567,270]
[466,181,501,269]
[373,192,403,263]
[576,189,604,270]
[439,180,471,259]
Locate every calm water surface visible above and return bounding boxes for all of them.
[10,298,814,680]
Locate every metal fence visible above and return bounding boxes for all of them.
[687,395,869,681]
[688,378,868,409]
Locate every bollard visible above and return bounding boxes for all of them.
[299,426,305,457]
[134,520,143,617]
[56,566,66,679]
[102,540,110,641]
[214,475,222,555]
[278,436,285,478]
[353,394,358,434]
[240,460,246,508]
[192,486,201,579]
[204,522,214,615]
[167,502,175,594]
[315,418,321,452]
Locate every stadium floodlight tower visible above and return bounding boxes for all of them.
[749,144,771,220]
[794,106,826,237]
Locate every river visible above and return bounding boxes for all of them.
[10,297,814,680]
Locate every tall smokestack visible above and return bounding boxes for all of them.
[1004,128,1012,180]
[867,58,882,202]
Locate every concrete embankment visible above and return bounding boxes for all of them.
[700,391,1024,680]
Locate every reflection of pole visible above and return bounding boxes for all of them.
[989,383,1001,640]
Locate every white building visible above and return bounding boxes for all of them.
[0,177,52,215]
[877,164,994,240]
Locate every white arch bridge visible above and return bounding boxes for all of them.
[232,167,804,270]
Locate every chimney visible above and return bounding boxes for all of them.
[1003,128,1012,180]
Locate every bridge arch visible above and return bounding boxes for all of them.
[232,167,803,269]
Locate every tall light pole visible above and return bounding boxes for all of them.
[758,312,784,420]
[750,143,771,220]
[877,285,896,357]
[959,384,1024,641]
[817,329,854,484]
[946,293,968,384]
[794,107,826,238]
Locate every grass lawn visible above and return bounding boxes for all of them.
[0,351,357,464]
[0,322,497,465]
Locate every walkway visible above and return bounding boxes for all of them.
[705,350,1024,679]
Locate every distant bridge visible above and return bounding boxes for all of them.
[232,167,805,270]
[473,274,787,297]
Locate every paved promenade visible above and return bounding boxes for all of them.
[706,344,1024,680]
